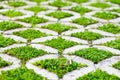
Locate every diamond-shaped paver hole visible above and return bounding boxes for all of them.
[107,0,120,5]
[29,0,47,3]
[104,39,120,50]
[49,0,71,8]
[33,57,87,78]
[71,31,103,41]
[25,6,47,14]
[72,48,113,63]
[77,69,120,80]
[0,57,12,68]
[0,21,23,31]
[46,11,73,19]
[110,9,120,13]
[4,46,48,63]
[72,17,98,26]
[93,12,119,20]
[13,29,48,41]
[41,22,76,34]
[0,66,47,80]
[0,10,23,18]
[69,0,88,4]
[19,16,48,25]
[71,6,92,15]
[8,1,26,7]
[98,23,120,34]
[90,2,111,9]
[0,35,16,47]
[41,37,78,54]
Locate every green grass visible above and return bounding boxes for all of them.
[4,46,47,63]
[0,66,47,80]
[90,2,111,9]
[93,12,118,20]
[104,39,120,50]
[19,16,48,25]
[13,29,48,41]
[72,17,98,26]
[69,0,88,4]
[0,57,12,68]
[34,57,86,78]
[8,1,26,7]
[41,22,76,34]
[110,9,120,13]
[25,6,47,14]
[98,24,120,34]
[113,61,120,70]
[107,0,120,5]
[77,69,120,80]
[71,31,103,41]
[72,48,113,63]
[49,0,71,8]
[41,37,78,54]
[0,21,23,31]
[46,11,73,19]
[0,10,23,18]
[0,35,16,47]
[71,6,91,15]
[0,6,3,9]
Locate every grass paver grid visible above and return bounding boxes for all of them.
[0,0,120,80]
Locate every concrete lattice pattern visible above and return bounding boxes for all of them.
[0,0,120,80]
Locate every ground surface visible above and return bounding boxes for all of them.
[0,0,120,80]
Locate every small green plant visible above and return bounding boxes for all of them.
[19,16,48,25]
[71,31,103,41]
[77,69,120,80]
[41,37,78,54]
[8,1,26,7]
[98,24,120,34]
[0,6,3,9]
[107,0,120,5]
[0,21,23,31]
[72,17,97,26]
[0,57,12,68]
[46,11,73,19]
[49,0,71,8]
[93,12,118,20]
[104,39,120,50]
[69,0,88,4]
[113,61,120,70]
[25,6,47,14]
[41,22,76,34]
[72,48,113,63]
[90,2,111,9]
[34,57,86,78]
[0,10,23,18]
[0,66,47,80]
[5,46,47,63]
[0,35,16,47]
[71,6,91,15]
[13,29,48,41]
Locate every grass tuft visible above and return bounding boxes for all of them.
[46,11,73,19]
[34,57,86,78]
[72,17,97,26]
[0,10,23,18]
[72,48,113,63]
[71,31,103,41]
[77,69,120,80]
